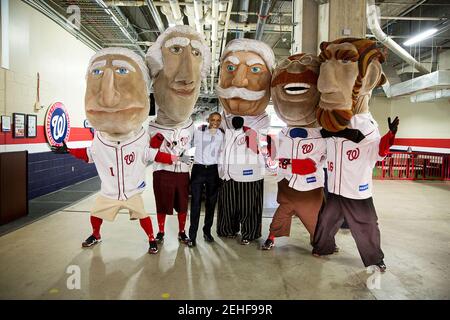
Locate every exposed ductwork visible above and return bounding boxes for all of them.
[145,0,166,33]
[367,0,430,75]
[410,89,450,103]
[255,0,272,41]
[384,70,450,98]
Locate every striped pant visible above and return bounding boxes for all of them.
[217,179,264,241]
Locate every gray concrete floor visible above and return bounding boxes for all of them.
[0,170,449,300]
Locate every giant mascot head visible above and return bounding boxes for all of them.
[85,47,151,135]
[316,38,386,132]
[146,25,211,126]
[217,38,275,116]
[271,53,320,127]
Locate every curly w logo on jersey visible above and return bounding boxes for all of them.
[302,143,314,154]
[124,152,135,165]
[346,148,360,161]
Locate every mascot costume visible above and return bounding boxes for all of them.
[145,25,211,245]
[312,38,399,272]
[261,53,327,250]
[216,39,275,245]
[52,48,159,254]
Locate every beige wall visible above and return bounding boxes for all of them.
[369,95,450,139]
[0,0,95,127]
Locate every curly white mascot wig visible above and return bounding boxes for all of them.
[145,25,211,80]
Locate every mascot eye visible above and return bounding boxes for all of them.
[341,59,351,64]
[91,69,103,76]
[192,48,201,57]
[250,66,261,73]
[226,64,236,72]
[115,67,129,75]
[169,46,183,54]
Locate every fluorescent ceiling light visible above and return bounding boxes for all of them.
[403,28,438,46]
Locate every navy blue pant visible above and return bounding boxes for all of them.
[189,164,220,241]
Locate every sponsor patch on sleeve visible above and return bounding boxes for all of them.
[138,181,146,189]
[359,183,369,191]
[306,176,317,183]
[243,169,253,176]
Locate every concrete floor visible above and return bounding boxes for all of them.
[0,170,449,300]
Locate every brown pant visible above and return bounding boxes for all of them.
[269,179,323,241]
[313,193,384,267]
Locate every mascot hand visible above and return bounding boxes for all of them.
[51,141,69,154]
[232,116,244,130]
[388,116,399,134]
[179,152,194,165]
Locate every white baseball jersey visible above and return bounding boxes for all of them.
[276,127,327,191]
[148,119,194,173]
[326,112,385,200]
[218,113,269,182]
[193,127,224,165]
[87,127,152,201]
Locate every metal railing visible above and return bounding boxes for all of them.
[374,152,450,181]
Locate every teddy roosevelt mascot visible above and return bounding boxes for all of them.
[312,38,399,272]
[145,26,211,245]
[216,39,275,245]
[52,47,160,254]
[261,53,328,251]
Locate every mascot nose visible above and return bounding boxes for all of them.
[232,116,244,130]
[99,68,121,107]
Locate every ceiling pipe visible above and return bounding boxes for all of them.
[237,0,249,38]
[193,0,204,34]
[145,0,166,33]
[160,4,178,27]
[220,0,233,55]
[210,0,219,94]
[367,0,430,76]
[255,0,272,41]
[380,16,446,21]
[184,3,197,29]
[169,0,184,25]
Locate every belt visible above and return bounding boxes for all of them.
[194,163,218,169]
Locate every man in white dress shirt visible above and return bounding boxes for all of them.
[187,112,224,247]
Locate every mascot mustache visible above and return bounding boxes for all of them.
[271,69,318,87]
[216,86,266,101]
[316,107,353,132]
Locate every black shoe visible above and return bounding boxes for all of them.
[375,260,387,273]
[187,239,196,248]
[178,231,190,244]
[203,234,215,242]
[148,241,158,254]
[261,238,274,250]
[156,232,164,244]
[82,235,101,248]
[240,239,250,245]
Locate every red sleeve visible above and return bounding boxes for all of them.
[150,133,165,148]
[379,131,395,157]
[154,151,173,164]
[69,148,89,162]
[291,158,317,175]
[244,127,259,154]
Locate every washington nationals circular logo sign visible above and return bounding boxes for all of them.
[45,102,71,146]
